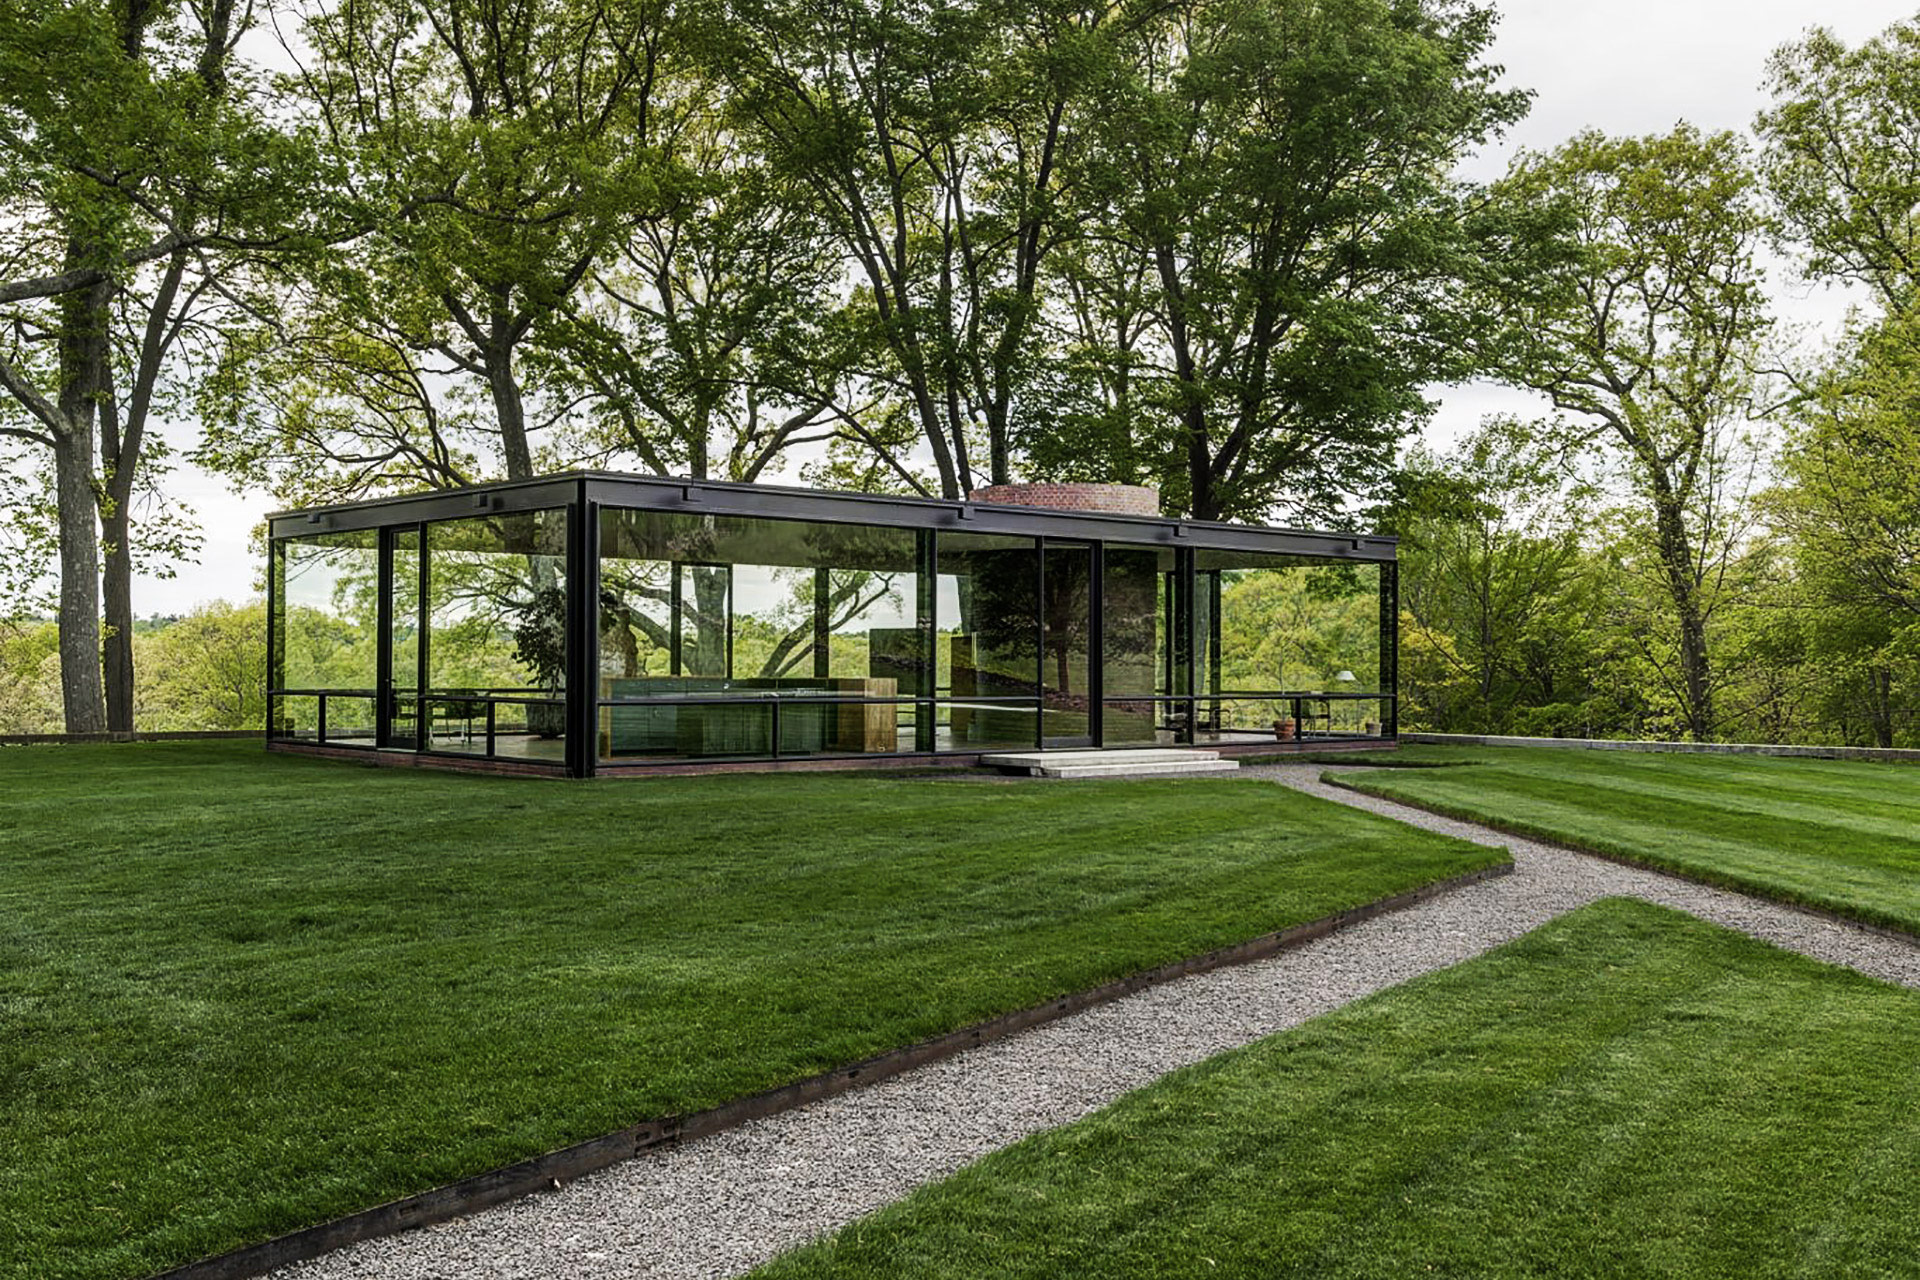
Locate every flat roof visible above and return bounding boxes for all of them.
[267,471,1396,563]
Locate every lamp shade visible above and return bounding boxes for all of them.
[1334,669,1357,683]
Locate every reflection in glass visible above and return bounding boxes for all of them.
[1195,552,1382,695]
[597,510,920,760]
[1041,543,1092,747]
[386,527,421,748]
[278,530,379,694]
[423,511,569,762]
[1102,544,1175,745]
[937,533,1038,751]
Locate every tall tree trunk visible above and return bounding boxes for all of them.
[485,339,533,480]
[51,430,106,733]
[101,497,135,733]
[53,263,111,734]
[1650,493,1712,741]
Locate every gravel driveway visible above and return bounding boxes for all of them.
[272,762,1920,1280]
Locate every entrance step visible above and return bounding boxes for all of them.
[979,748,1242,779]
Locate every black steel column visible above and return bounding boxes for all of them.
[1088,541,1104,748]
[375,527,395,747]
[916,529,936,753]
[565,483,600,778]
[1380,559,1399,738]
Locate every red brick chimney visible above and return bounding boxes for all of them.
[966,482,1161,517]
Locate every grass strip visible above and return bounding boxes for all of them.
[753,898,1920,1280]
[1327,747,1920,937]
[0,740,1498,1280]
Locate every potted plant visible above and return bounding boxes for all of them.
[1273,716,1297,741]
[513,586,568,738]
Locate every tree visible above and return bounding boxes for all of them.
[1758,20,1920,312]
[1388,422,1593,732]
[720,0,1112,499]
[1051,0,1526,523]
[0,0,315,731]
[1473,127,1773,740]
[137,600,267,730]
[536,91,860,485]
[282,0,677,483]
[1767,315,1920,746]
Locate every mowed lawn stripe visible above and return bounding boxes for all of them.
[1539,753,1920,832]
[751,899,1920,1280]
[1331,749,1920,935]
[0,741,1499,1280]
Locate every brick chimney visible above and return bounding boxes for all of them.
[966,482,1161,517]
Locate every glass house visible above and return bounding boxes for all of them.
[266,473,1399,776]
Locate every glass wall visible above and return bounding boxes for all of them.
[937,532,1039,751]
[1102,543,1178,746]
[269,510,570,766]
[598,509,922,761]
[271,529,379,745]
[1194,550,1385,744]
[422,511,570,761]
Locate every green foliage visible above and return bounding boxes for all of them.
[0,740,1498,1279]
[1038,0,1528,522]
[1471,126,1774,740]
[135,600,267,730]
[1759,19,1920,308]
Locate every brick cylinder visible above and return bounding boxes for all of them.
[966,482,1161,516]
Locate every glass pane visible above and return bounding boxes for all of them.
[425,510,570,759]
[321,695,377,746]
[1102,699,1172,746]
[270,694,319,742]
[277,530,379,694]
[598,510,923,760]
[1194,552,1383,696]
[936,532,1038,751]
[1102,545,1172,698]
[1042,543,1092,747]
[386,527,421,748]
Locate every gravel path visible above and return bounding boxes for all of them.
[273,763,1920,1280]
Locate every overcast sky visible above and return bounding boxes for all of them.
[139,0,1920,615]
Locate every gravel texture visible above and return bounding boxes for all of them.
[273,763,1920,1280]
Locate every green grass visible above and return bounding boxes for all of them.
[1240,747,1491,767]
[0,741,1500,1280]
[1329,746,1920,936]
[752,898,1920,1280]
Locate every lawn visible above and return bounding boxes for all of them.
[1329,746,1920,936]
[753,897,1920,1280]
[0,741,1499,1280]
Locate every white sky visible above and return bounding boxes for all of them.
[134,0,1918,615]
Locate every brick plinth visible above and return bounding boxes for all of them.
[966,482,1161,516]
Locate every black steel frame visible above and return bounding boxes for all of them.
[265,472,1400,777]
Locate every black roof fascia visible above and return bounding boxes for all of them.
[267,471,1396,562]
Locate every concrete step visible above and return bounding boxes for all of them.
[1040,759,1244,779]
[979,748,1241,779]
[980,748,1221,770]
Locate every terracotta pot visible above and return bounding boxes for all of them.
[1273,718,1297,741]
